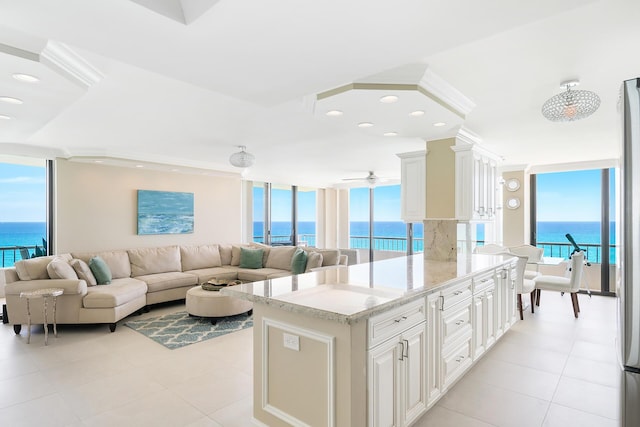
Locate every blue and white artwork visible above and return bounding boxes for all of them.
[137,190,194,235]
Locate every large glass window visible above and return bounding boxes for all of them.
[0,160,47,267]
[297,187,316,246]
[252,182,265,243]
[271,185,293,245]
[349,187,371,251]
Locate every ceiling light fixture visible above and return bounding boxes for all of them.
[541,80,601,122]
[410,110,425,116]
[0,114,11,120]
[358,122,374,128]
[12,73,39,83]
[379,95,398,104]
[0,96,23,105]
[229,145,255,168]
[383,132,398,137]
[326,110,343,116]
[433,122,446,127]
[135,165,144,168]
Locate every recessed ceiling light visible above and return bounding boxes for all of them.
[433,122,446,127]
[380,95,399,104]
[171,168,179,172]
[383,132,398,137]
[326,110,343,116]
[135,165,144,168]
[410,110,425,116]
[0,96,23,105]
[12,73,39,83]
[358,122,374,128]
[0,114,11,120]
[94,160,103,163]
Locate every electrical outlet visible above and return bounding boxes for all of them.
[283,333,300,351]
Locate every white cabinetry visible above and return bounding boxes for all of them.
[397,151,426,222]
[368,299,427,427]
[451,142,499,222]
[472,270,497,360]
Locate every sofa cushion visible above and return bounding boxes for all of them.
[15,254,72,281]
[70,259,97,286]
[47,258,78,280]
[305,251,324,272]
[128,246,181,277]
[303,248,340,266]
[290,248,308,274]
[72,250,131,279]
[237,268,286,282]
[134,271,198,293]
[82,278,147,309]
[239,247,264,269]
[230,244,250,266]
[183,267,239,284]
[218,243,233,265]
[180,245,222,271]
[265,246,296,271]
[251,242,271,265]
[90,256,112,285]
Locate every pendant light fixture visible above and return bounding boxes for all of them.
[541,80,600,122]
[229,145,255,168]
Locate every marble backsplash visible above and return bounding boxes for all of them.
[423,219,458,262]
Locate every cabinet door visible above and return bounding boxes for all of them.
[472,294,485,360]
[506,266,517,328]
[425,293,441,406]
[400,154,426,222]
[369,338,401,427]
[400,323,427,426]
[485,288,496,349]
[472,155,483,218]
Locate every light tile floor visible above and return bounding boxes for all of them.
[0,292,619,426]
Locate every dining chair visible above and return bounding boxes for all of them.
[533,251,585,318]
[508,244,544,280]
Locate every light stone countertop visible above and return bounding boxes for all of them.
[221,253,515,324]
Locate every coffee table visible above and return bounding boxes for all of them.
[186,282,253,324]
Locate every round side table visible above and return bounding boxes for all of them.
[19,288,64,345]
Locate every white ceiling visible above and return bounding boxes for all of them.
[0,0,637,188]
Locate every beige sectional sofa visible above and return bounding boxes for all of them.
[3,243,346,333]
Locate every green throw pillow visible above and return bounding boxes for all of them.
[239,247,264,269]
[89,256,112,285]
[290,248,308,274]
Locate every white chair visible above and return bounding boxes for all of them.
[508,244,544,280]
[533,251,585,318]
[474,243,507,255]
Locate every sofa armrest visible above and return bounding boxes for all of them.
[4,279,88,296]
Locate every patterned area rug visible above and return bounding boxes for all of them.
[125,311,252,350]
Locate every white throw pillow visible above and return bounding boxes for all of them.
[70,258,97,286]
[47,258,79,280]
[305,252,324,272]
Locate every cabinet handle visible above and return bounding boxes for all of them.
[456,319,465,325]
[394,316,408,323]
[453,290,463,296]
[399,341,405,361]
[480,278,488,283]
[403,339,409,359]
[455,356,465,363]
[440,295,445,311]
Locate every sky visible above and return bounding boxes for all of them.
[0,162,46,222]
[349,185,401,222]
[536,169,614,222]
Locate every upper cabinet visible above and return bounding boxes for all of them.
[397,151,426,222]
[451,132,500,222]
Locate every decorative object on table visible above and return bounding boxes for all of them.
[137,190,194,235]
[229,145,255,168]
[541,80,600,122]
[125,310,252,349]
[202,279,243,291]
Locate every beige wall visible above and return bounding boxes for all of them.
[54,159,242,253]
[426,138,455,219]
[502,170,526,247]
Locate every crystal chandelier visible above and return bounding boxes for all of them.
[541,80,601,122]
[229,145,255,168]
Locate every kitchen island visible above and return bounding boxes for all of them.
[222,252,518,427]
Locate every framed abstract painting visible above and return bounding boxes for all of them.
[137,190,194,235]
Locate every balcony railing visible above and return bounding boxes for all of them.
[349,236,424,253]
[0,245,38,267]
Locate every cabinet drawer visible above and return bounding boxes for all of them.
[441,280,472,310]
[442,300,472,348]
[442,338,473,389]
[368,299,426,349]
[473,270,495,293]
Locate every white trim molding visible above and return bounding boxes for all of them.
[40,40,103,88]
[420,69,476,118]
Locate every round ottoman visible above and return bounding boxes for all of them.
[186,286,253,323]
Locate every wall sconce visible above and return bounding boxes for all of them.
[505,178,520,192]
[506,197,521,209]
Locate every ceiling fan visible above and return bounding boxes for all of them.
[342,171,386,186]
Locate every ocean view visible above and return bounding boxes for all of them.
[0,221,616,267]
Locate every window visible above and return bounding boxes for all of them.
[0,160,48,267]
[252,182,265,243]
[297,187,316,247]
[271,185,293,245]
